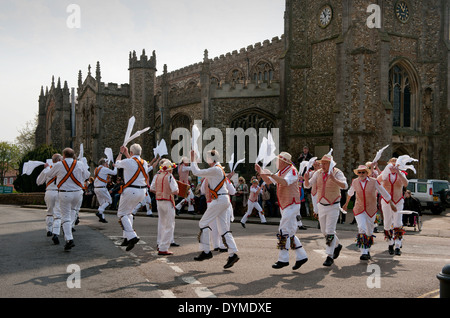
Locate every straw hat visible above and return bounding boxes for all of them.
[278,152,292,163]
[353,165,370,176]
[317,154,333,163]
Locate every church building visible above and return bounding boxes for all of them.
[35,0,450,180]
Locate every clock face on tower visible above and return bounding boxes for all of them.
[395,1,410,23]
[318,5,333,28]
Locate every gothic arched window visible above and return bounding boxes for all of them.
[229,109,277,176]
[251,60,274,83]
[389,63,416,128]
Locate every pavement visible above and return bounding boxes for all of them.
[21,204,450,238]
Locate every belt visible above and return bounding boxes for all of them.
[319,201,340,207]
[127,185,147,189]
[95,186,107,188]
[58,189,82,193]
[46,189,59,191]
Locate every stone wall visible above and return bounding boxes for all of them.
[0,193,45,206]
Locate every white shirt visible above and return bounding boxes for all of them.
[348,177,391,201]
[44,158,90,191]
[190,162,228,195]
[115,155,150,187]
[94,165,117,187]
[268,167,297,186]
[37,165,58,190]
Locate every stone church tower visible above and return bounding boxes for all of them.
[283,0,449,179]
[35,76,72,151]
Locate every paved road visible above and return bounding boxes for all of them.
[0,205,449,300]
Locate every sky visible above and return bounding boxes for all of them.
[0,0,285,144]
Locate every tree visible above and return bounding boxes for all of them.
[0,141,21,186]
[15,114,37,156]
[13,144,61,193]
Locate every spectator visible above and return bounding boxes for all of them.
[234,177,249,216]
[403,190,421,226]
[297,146,313,165]
[82,177,95,208]
[110,177,124,210]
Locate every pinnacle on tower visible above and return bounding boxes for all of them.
[96,61,101,82]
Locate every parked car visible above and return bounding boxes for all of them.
[406,179,450,215]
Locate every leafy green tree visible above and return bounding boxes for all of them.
[0,141,21,186]
[13,144,61,193]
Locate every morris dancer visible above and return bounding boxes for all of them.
[256,152,308,270]
[43,148,90,251]
[115,144,151,252]
[150,159,179,255]
[343,165,395,260]
[240,177,266,227]
[93,158,117,223]
[36,153,62,244]
[190,150,240,269]
[178,156,191,185]
[377,158,408,255]
[304,154,347,266]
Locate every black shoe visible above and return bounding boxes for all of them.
[194,251,213,261]
[125,237,140,251]
[99,218,108,223]
[298,226,307,230]
[323,256,334,266]
[46,231,52,237]
[240,222,246,228]
[333,244,343,259]
[224,254,240,269]
[170,242,180,247]
[52,234,60,245]
[388,245,394,255]
[120,238,129,246]
[218,248,228,253]
[272,261,289,269]
[292,258,308,270]
[64,240,75,251]
[360,253,371,261]
[394,248,402,256]
[75,217,80,225]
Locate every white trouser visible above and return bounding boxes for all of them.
[156,200,176,252]
[58,190,83,241]
[311,193,318,214]
[241,200,266,224]
[355,213,377,236]
[355,213,377,254]
[317,202,340,257]
[44,190,59,232]
[71,192,82,228]
[210,203,233,249]
[277,203,308,263]
[381,200,404,248]
[94,187,112,215]
[118,188,146,240]
[199,195,238,256]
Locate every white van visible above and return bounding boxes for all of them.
[406,179,450,215]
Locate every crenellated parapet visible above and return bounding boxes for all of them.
[129,49,157,70]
